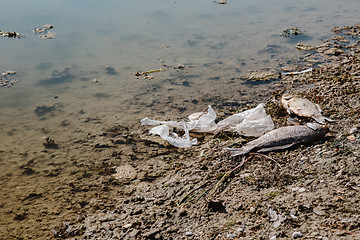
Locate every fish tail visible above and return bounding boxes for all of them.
[225,147,248,157]
[324,117,334,122]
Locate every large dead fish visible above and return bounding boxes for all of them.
[227,123,329,157]
[281,94,332,124]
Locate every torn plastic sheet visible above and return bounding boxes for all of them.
[217,103,274,137]
[187,105,218,132]
[141,104,274,148]
[149,121,197,148]
[141,105,217,133]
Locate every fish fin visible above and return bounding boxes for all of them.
[313,116,326,124]
[315,103,322,113]
[257,143,295,153]
[306,122,322,131]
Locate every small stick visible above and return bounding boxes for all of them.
[208,155,252,198]
[251,153,282,170]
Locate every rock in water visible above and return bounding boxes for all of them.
[228,123,329,156]
[281,94,333,124]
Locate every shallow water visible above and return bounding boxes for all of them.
[1,0,359,130]
[0,0,359,237]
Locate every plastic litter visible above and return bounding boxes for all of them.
[187,105,217,132]
[141,105,217,133]
[281,68,312,76]
[216,103,274,137]
[141,104,275,148]
[149,121,197,148]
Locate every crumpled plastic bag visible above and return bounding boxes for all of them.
[141,103,274,147]
[141,105,217,133]
[140,117,184,130]
[216,103,274,137]
[187,105,217,132]
[149,121,197,148]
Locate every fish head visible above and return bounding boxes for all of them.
[306,122,329,135]
[281,93,293,113]
[281,94,293,101]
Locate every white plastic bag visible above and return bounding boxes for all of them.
[140,117,184,129]
[149,121,197,148]
[141,105,217,133]
[216,103,274,137]
[187,105,218,132]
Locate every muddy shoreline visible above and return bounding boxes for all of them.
[1,25,360,239]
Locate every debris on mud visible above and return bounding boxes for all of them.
[43,137,59,149]
[32,24,56,39]
[38,32,56,39]
[296,43,316,51]
[281,94,333,124]
[240,69,280,81]
[227,123,329,156]
[0,70,18,88]
[281,27,303,37]
[31,24,53,34]
[0,30,24,38]
[214,0,228,4]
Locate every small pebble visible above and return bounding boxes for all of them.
[249,207,256,213]
[270,236,277,240]
[347,135,356,141]
[349,127,358,134]
[236,227,244,233]
[292,231,303,238]
[185,231,193,236]
[123,223,132,229]
[298,187,306,193]
[226,233,237,238]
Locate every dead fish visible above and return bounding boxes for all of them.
[281,94,333,124]
[227,123,329,156]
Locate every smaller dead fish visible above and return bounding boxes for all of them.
[227,123,329,157]
[281,94,333,124]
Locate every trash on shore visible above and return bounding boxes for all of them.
[141,104,274,147]
[281,68,312,76]
[133,68,167,78]
[281,94,333,124]
[39,32,57,39]
[281,27,303,37]
[149,121,197,148]
[32,24,53,34]
[240,70,280,81]
[0,30,24,38]
[215,0,228,4]
[227,122,329,157]
[32,24,56,39]
[0,70,18,88]
[296,43,316,51]
[141,105,218,133]
[216,103,274,137]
